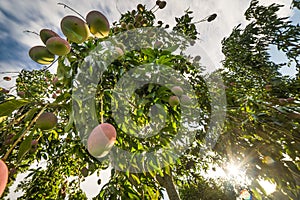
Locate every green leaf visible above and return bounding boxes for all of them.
[164,44,179,52]
[148,168,156,178]
[0,116,7,123]
[99,189,106,198]
[53,92,71,104]
[137,143,144,151]
[141,48,155,57]
[164,165,171,176]
[131,174,141,184]
[17,132,33,161]
[252,188,262,200]
[23,107,39,122]
[50,130,59,140]
[65,112,74,132]
[156,55,173,65]
[128,192,139,199]
[0,99,30,117]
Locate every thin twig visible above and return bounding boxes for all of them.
[2,105,48,161]
[57,3,86,22]
[115,0,122,15]
[150,4,157,11]
[194,14,213,24]
[42,57,59,72]
[0,72,20,74]
[100,93,104,124]
[153,7,159,13]
[23,30,40,36]
[193,18,208,24]
[0,107,32,133]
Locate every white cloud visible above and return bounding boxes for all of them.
[0,0,294,73]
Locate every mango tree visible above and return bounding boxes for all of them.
[0,0,299,200]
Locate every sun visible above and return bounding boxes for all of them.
[222,161,253,190]
[224,162,277,197]
[226,163,241,176]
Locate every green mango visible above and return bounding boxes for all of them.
[39,29,59,44]
[60,15,90,43]
[168,95,180,107]
[46,37,71,56]
[36,112,57,130]
[171,86,184,96]
[86,10,110,38]
[29,46,55,65]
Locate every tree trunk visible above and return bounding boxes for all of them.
[156,173,181,200]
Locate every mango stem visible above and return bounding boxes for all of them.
[57,3,86,22]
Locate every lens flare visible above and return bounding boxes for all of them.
[258,179,276,195]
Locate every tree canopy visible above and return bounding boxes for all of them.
[0,0,299,199]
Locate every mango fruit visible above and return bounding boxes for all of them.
[0,160,8,197]
[171,86,184,96]
[169,95,180,107]
[40,29,59,44]
[46,37,71,56]
[86,10,110,38]
[60,15,90,43]
[87,123,117,158]
[36,112,57,130]
[29,46,55,65]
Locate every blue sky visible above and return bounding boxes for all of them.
[0,0,295,75]
[0,0,297,199]
[0,0,250,73]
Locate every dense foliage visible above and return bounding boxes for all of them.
[0,0,299,199]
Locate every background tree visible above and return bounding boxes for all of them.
[0,0,299,200]
[214,0,300,199]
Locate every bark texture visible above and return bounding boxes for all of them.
[156,173,180,200]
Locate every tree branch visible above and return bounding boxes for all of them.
[156,173,181,200]
[2,105,48,161]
